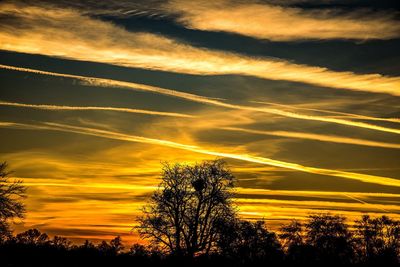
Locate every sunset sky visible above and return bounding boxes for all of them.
[0,0,399,244]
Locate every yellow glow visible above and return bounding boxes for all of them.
[221,127,400,149]
[254,101,400,124]
[0,3,400,96]
[165,0,400,41]
[16,178,400,242]
[2,121,400,187]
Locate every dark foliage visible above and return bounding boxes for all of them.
[0,162,25,240]
[216,219,283,265]
[1,214,399,267]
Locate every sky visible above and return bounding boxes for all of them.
[0,0,399,244]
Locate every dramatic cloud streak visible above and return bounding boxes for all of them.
[164,0,400,41]
[237,187,400,200]
[2,64,399,135]
[1,121,399,187]
[1,3,400,95]
[0,101,195,118]
[221,127,400,149]
[254,101,400,124]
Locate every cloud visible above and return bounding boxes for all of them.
[163,0,400,41]
[1,120,400,187]
[237,187,400,201]
[236,198,399,215]
[0,3,400,96]
[2,64,400,135]
[253,101,400,124]
[221,126,400,149]
[0,100,195,118]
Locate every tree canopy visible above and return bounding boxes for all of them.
[0,162,25,239]
[137,160,236,257]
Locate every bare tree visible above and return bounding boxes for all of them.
[15,228,48,245]
[51,236,72,249]
[137,160,236,257]
[217,220,282,263]
[306,214,355,264]
[96,236,124,255]
[0,162,26,239]
[354,215,400,264]
[279,220,304,249]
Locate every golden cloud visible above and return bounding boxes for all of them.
[165,0,400,41]
[0,3,400,96]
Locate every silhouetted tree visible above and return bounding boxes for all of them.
[213,216,240,257]
[110,236,124,254]
[354,215,400,264]
[217,219,282,264]
[129,243,150,257]
[97,236,124,256]
[279,220,316,265]
[305,214,355,264]
[0,162,26,239]
[81,239,96,250]
[137,160,236,257]
[279,220,304,249]
[0,214,399,266]
[15,228,49,245]
[51,235,72,249]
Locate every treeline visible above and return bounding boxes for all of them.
[1,160,400,266]
[1,214,399,266]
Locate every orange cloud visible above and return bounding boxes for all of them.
[1,121,400,187]
[165,0,400,41]
[221,126,400,149]
[0,3,400,96]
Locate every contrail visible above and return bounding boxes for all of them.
[342,193,391,213]
[0,64,217,104]
[221,127,400,149]
[0,101,195,118]
[1,121,400,188]
[236,187,400,199]
[253,101,400,123]
[1,64,400,135]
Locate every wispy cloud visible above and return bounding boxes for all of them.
[1,3,400,95]
[237,187,400,200]
[253,101,400,124]
[221,127,400,149]
[1,121,400,187]
[2,64,399,135]
[163,0,400,41]
[0,100,195,118]
[236,198,399,215]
